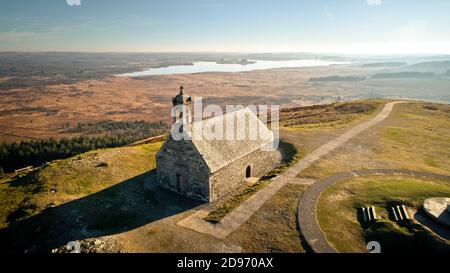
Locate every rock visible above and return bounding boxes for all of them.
[52,238,122,253]
[423,197,450,227]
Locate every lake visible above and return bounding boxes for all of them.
[117,59,349,77]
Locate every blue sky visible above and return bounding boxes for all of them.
[1,0,450,54]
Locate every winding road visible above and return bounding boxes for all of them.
[297,169,450,253]
[178,101,406,239]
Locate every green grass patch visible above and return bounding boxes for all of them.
[351,177,450,208]
[0,142,162,228]
[384,127,416,144]
[317,175,450,252]
[365,219,450,253]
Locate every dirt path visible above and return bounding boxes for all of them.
[297,169,450,253]
[178,101,404,239]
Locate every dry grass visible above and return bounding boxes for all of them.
[282,100,386,158]
[204,140,300,223]
[204,101,385,232]
[296,101,450,252]
[280,101,379,129]
[204,180,270,223]
[228,184,306,253]
[300,102,450,180]
[0,65,358,142]
[2,100,447,253]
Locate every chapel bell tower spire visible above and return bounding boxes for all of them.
[171,86,192,125]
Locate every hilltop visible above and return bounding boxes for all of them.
[0,100,449,253]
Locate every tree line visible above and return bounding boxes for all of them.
[66,120,168,135]
[0,121,169,172]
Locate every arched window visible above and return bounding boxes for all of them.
[246,166,252,178]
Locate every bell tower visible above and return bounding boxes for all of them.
[171,86,192,125]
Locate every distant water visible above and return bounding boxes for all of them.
[116,59,349,77]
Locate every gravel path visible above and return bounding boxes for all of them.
[178,101,404,239]
[297,169,450,253]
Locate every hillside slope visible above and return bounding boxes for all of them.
[0,100,391,252]
[1,100,448,253]
[0,142,167,252]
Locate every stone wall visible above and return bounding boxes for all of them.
[157,138,282,203]
[156,137,210,201]
[209,145,282,202]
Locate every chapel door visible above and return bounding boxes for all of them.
[176,173,188,194]
[246,166,252,178]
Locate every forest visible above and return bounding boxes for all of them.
[0,120,169,172]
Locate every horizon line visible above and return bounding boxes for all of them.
[1,50,450,57]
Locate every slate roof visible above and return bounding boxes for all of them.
[188,108,275,173]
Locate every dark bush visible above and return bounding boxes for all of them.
[334,103,376,114]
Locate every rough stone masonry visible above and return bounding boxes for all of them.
[156,86,281,202]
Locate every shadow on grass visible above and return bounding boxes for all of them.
[0,170,203,253]
[359,217,450,253]
[363,219,449,253]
